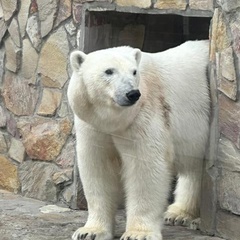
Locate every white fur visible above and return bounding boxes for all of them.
[68,41,210,240]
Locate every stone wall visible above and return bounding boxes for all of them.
[201,1,240,240]
[0,0,239,239]
[0,0,81,209]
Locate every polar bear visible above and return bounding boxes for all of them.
[68,40,210,240]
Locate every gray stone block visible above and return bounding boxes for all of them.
[19,161,60,202]
[9,137,25,163]
[217,169,240,215]
[216,210,240,240]
[218,136,240,172]
[217,0,240,12]
[200,167,218,235]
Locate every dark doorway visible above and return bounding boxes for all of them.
[83,11,211,53]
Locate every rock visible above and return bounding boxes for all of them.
[0,106,7,128]
[77,183,88,210]
[58,101,71,118]
[19,161,59,202]
[218,77,237,101]
[37,88,62,116]
[38,27,69,89]
[6,113,19,138]
[72,2,82,24]
[1,0,17,21]
[209,63,218,109]
[220,46,236,81]
[18,118,72,161]
[230,11,240,57]
[215,10,231,51]
[209,8,218,62]
[8,138,25,163]
[216,210,240,240]
[20,38,39,83]
[217,0,240,12]
[62,178,87,210]
[0,133,7,153]
[39,204,71,213]
[154,0,187,10]
[0,1,3,18]
[2,71,39,116]
[8,18,21,47]
[189,0,213,10]
[218,170,240,215]
[26,14,42,51]
[210,8,231,62]
[200,165,218,234]
[52,169,73,185]
[0,48,5,85]
[218,137,240,172]
[37,0,58,37]
[219,94,240,149]
[116,0,151,8]
[0,155,19,192]
[4,36,21,73]
[18,0,31,37]
[55,138,75,168]
[54,0,72,28]
[65,20,77,36]
[62,184,74,204]
[30,0,38,14]
[0,19,7,44]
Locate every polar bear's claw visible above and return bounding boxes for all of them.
[72,227,111,240]
[120,231,162,240]
[190,218,201,230]
[164,207,193,227]
[164,216,174,225]
[78,233,96,240]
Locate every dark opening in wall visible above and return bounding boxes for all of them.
[83,11,211,53]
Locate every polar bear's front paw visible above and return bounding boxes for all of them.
[164,205,195,227]
[72,227,112,240]
[120,231,162,240]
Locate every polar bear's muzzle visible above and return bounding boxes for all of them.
[115,89,141,107]
[113,89,141,107]
[126,90,141,104]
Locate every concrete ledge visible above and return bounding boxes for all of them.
[0,190,223,240]
[84,2,213,17]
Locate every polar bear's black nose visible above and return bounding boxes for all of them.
[126,90,141,103]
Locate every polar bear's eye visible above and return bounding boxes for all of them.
[105,69,114,75]
[133,70,137,76]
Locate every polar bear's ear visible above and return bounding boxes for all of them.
[132,49,141,66]
[70,51,87,72]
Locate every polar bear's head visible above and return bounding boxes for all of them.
[68,47,142,131]
[70,47,141,107]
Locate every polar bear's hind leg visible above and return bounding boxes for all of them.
[164,157,203,227]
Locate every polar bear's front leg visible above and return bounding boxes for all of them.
[123,151,171,240]
[73,121,122,240]
[114,133,172,240]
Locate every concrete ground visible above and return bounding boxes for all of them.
[0,190,223,240]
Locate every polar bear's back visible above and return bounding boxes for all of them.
[141,41,210,160]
